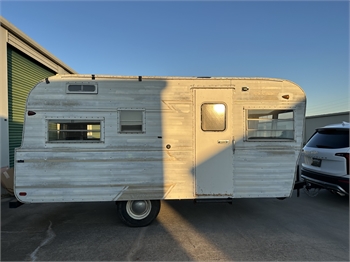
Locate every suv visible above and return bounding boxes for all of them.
[301,121,349,196]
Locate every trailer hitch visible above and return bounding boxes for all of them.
[303,182,322,197]
[293,166,306,197]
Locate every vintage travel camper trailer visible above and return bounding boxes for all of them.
[14,74,306,226]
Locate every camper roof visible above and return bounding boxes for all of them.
[49,74,292,82]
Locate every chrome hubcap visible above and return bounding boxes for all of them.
[126,200,152,220]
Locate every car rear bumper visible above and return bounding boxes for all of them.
[301,168,349,195]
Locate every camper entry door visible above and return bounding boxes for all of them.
[194,89,234,196]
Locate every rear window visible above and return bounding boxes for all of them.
[306,129,349,149]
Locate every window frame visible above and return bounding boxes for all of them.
[118,109,146,134]
[201,103,227,132]
[46,117,104,143]
[66,83,98,94]
[245,108,295,141]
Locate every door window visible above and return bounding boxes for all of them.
[201,103,226,131]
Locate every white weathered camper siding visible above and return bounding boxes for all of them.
[15,75,306,203]
[16,77,196,202]
[230,79,306,197]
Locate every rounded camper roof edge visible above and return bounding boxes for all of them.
[50,74,306,100]
[50,74,298,83]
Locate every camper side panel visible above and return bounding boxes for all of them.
[14,76,306,202]
[231,80,305,198]
[15,78,195,202]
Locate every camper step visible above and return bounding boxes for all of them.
[194,198,233,204]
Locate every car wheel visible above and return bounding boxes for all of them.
[117,200,161,227]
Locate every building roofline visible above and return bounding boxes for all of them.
[0,16,77,74]
[306,111,350,119]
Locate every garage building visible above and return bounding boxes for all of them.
[0,16,77,174]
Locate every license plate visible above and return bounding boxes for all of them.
[311,158,322,167]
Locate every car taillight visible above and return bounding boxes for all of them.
[335,153,349,175]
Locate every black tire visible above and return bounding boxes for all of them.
[117,200,161,227]
[276,197,287,200]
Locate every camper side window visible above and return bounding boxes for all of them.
[246,109,294,140]
[201,103,226,131]
[47,120,101,142]
[119,110,145,133]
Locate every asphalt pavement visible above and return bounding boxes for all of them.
[1,189,349,261]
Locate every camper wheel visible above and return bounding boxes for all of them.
[117,200,161,227]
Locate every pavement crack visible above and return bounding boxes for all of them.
[30,220,56,262]
[126,227,147,261]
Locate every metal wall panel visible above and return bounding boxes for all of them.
[7,45,55,167]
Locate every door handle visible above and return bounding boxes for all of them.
[217,140,229,144]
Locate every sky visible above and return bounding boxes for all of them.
[1,0,349,116]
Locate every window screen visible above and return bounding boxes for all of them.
[247,109,294,140]
[119,110,145,133]
[246,109,294,140]
[201,103,226,131]
[48,120,101,142]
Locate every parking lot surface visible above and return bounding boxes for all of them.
[1,190,349,261]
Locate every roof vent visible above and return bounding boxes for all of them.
[67,84,98,94]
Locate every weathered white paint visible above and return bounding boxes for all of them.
[14,75,306,203]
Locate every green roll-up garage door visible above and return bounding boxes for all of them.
[7,45,55,167]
